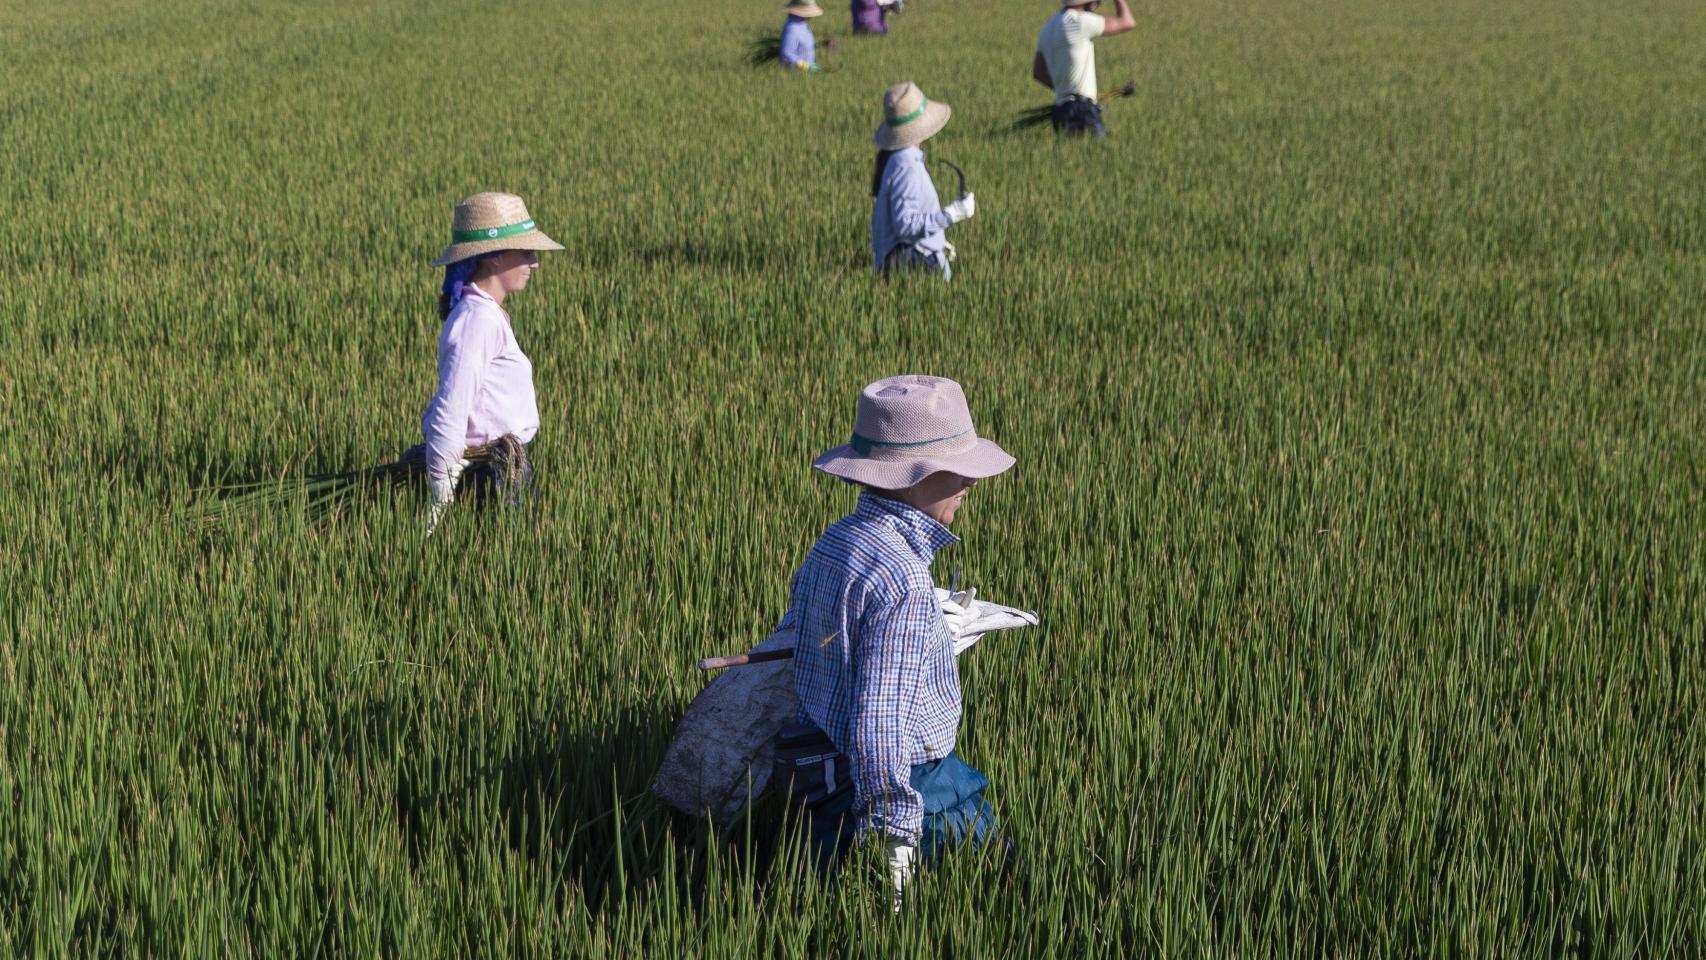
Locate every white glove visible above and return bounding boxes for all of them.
[939,587,977,639]
[883,837,916,913]
[942,192,975,224]
[425,458,468,536]
[941,240,957,262]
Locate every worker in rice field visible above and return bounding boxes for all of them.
[773,375,1014,911]
[850,0,900,36]
[780,0,823,71]
[1033,0,1137,136]
[420,191,563,534]
[870,82,975,280]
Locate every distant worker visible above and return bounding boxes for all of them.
[421,192,562,534]
[850,0,901,36]
[780,0,824,71]
[1033,0,1137,136]
[870,82,975,280]
[776,374,1016,910]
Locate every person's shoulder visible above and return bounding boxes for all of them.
[445,294,506,337]
[887,148,925,171]
[1071,10,1105,34]
[814,511,928,597]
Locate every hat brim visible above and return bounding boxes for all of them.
[788,5,823,16]
[873,100,951,150]
[431,229,565,268]
[812,436,1013,489]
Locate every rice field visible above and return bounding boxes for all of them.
[3,0,1703,953]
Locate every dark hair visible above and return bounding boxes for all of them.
[871,149,897,198]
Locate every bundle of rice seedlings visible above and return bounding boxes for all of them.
[180,440,510,529]
[745,33,782,67]
[1009,80,1137,132]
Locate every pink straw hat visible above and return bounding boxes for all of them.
[813,375,1015,489]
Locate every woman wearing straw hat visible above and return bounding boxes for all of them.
[870,83,975,280]
[779,0,824,71]
[420,191,563,533]
[773,375,1014,910]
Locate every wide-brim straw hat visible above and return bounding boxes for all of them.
[431,192,564,268]
[786,0,823,17]
[873,82,951,150]
[814,375,1015,489]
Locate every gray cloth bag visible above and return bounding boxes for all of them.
[651,591,1037,825]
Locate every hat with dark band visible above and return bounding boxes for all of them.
[814,375,1014,489]
[873,82,952,150]
[431,192,564,267]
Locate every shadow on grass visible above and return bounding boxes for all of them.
[351,692,801,916]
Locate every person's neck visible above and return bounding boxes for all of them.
[469,279,505,307]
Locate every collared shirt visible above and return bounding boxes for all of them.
[780,16,816,67]
[419,285,540,479]
[784,492,962,842]
[870,146,953,273]
[1037,9,1105,103]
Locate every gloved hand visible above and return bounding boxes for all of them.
[425,458,468,536]
[939,586,977,639]
[942,192,975,224]
[942,240,957,262]
[883,836,916,913]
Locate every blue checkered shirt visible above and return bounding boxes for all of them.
[783,492,962,842]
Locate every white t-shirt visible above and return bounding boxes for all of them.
[1037,9,1105,104]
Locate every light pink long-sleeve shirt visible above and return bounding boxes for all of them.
[420,285,539,479]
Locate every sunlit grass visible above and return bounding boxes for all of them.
[2,0,1702,953]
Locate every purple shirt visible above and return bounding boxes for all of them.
[851,0,888,34]
[420,285,539,479]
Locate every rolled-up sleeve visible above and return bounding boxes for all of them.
[848,587,939,842]
[420,312,502,479]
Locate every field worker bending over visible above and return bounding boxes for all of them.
[850,0,900,36]
[870,83,975,280]
[1033,0,1136,136]
[780,0,823,71]
[774,375,1014,910]
[420,192,562,534]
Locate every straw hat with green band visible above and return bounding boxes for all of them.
[873,81,952,150]
[431,191,564,267]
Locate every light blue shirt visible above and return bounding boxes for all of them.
[870,146,952,274]
[780,16,815,67]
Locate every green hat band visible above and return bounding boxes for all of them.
[886,97,929,127]
[450,219,537,244]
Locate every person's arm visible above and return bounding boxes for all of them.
[421,311,501,479]
[1032,49,1053,89]
[884,157,956,243]
[1099,0,1136,36]
[848,588,940,842]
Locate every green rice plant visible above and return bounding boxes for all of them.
[747,33,784,68]
[1,0,1702,953]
